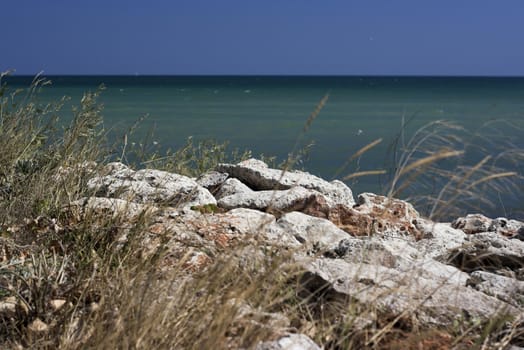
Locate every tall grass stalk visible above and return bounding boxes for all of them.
[384,119,523,220]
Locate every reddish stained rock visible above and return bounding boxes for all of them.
[303,192,424,239]
[327,205,376,236]
[149,222,168,235]
[182,251,213,272]
[187,218,237,248]
[214,233,232,248]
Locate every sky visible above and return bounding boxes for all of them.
[2,0,524,76]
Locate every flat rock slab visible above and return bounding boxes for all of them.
[325,236,470,286]
[66,197,159,224]
[215,178,252,200]
[275,211,352,249]
[301,258,520,326]
[218,185,331,215]
[216,159,355,206]
[443,232,524,276]
[468,270,524,307]
[87,162,216,208]
[413,222,467,259]
[222,208,277,236]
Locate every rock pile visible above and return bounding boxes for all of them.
[79,158,524,348]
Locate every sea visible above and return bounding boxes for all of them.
[4,75,524,219]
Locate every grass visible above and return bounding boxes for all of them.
[0,74,523,348]
[383,118,524,221]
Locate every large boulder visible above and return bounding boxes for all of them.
[215,178,251,200]
[302,192,428,239]
[67,197,157,220]
[467,270,524,308]
[217,185,333,215]
[274,211,351,249]
[216,159,355,206]
[87,162,216,209]
[324,236,470,287]
[300,258,520,326]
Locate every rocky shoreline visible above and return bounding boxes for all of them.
[69,158,524,348]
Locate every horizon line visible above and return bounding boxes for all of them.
[5,73,524,78]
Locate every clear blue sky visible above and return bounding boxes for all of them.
[3,0,524,76]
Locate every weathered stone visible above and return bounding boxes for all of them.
[196,171,229,193]
[0,296,18,318]
[275,211,350,249]
[215,178,255,200]
[28,318,49,333]
[87,163,216,208]
[256,334,321,350]
[452,213,492,234]
[443,232,524,275]
[222,208,277,235]
[490,217,524,237]
[413,221,467,259]
[216,159,355,206]
[68,197,157,220]
[468,270,524,307]
[170,208,352,251]
[301,258,520,326]
[452,213,524,238]
[183,251,213,271]
[325,238,401,268]
[324,235,469,285]
[49,299,67,312]
[218,186,332,216]
[309,193,425,239]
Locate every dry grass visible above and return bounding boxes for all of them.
[383,119,524,221]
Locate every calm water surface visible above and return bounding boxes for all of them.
[6,76,524,217]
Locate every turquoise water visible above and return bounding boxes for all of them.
[5,76,524,218]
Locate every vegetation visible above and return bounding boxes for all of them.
[0,74,522,349]
[384,117,524,221]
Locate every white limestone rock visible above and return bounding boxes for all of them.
[415,221,467,259]
[469,270,524,307]
[87,162,216,208]
[218,185,329,214]
[215,178,252,200]
[216,158,355,206]
[301,258,520,325]
[68,197,157,220]
[275,211,351,249]
[196,171,229,192]
[223,208,277,235]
